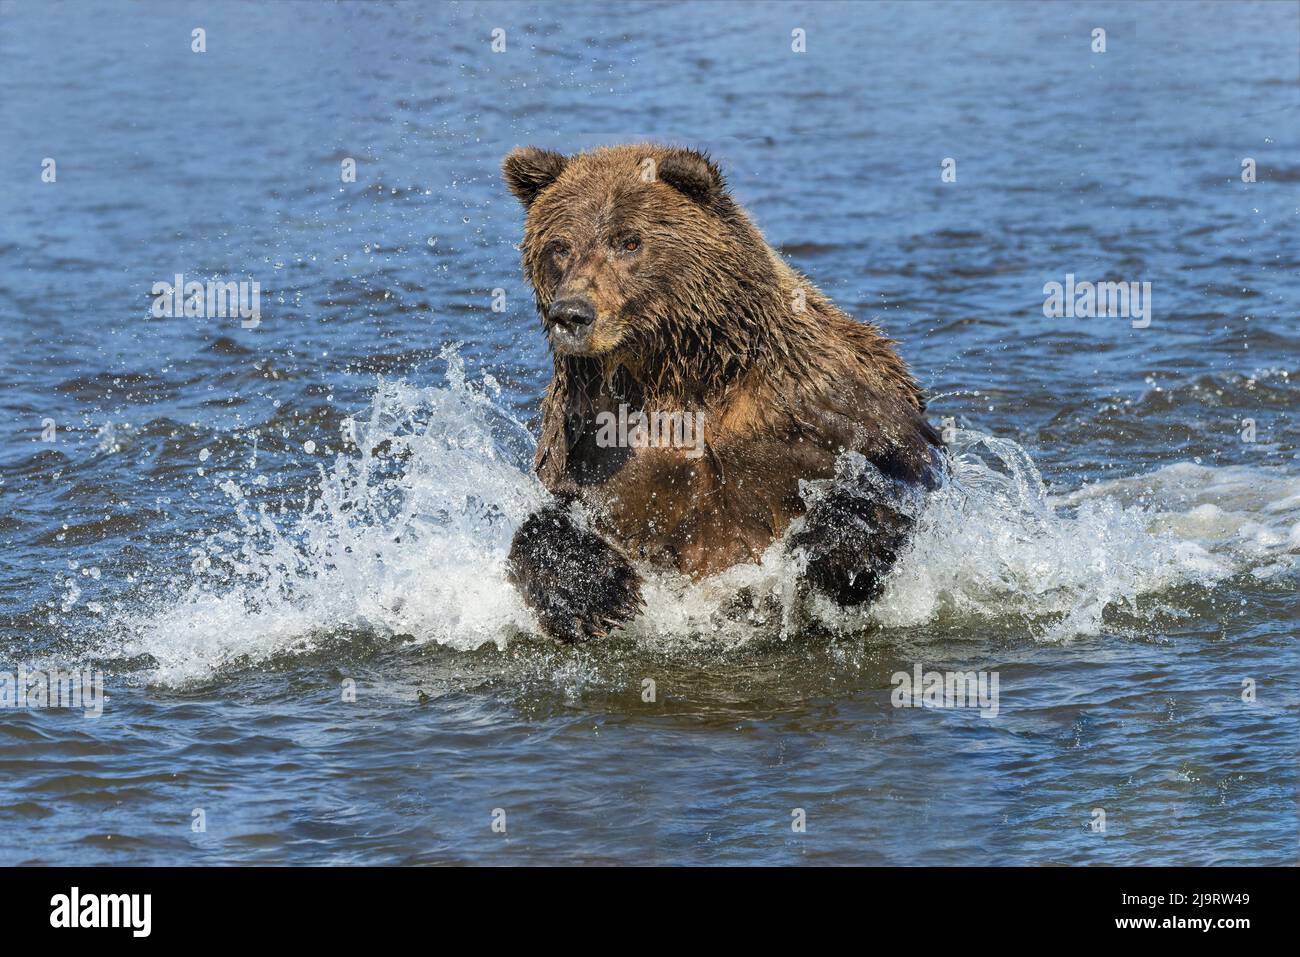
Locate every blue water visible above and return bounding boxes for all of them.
[0,0,1296,864]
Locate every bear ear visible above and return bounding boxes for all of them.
[655,148,728,210]
[503,146,568,207]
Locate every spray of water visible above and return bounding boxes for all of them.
[118,353,1300,685]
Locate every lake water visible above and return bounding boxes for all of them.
[0,0,1296,865]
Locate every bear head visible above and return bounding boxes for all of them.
[503,144,776,376]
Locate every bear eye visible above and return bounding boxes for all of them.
[619,237,641,254]
[547,241,571,260]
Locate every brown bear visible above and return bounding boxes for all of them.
[503,143,943,642]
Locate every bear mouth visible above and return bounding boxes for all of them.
[547,318,596,354]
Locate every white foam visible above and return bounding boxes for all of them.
[118,358,1300,685]
[121,350,544,685]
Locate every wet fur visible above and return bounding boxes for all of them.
[503,144,942,642]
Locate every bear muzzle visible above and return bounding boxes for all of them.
[545,297,597,353]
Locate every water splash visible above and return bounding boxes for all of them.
[118,359,1300,685]
[871,433,1250,640]
[122,349,545,684]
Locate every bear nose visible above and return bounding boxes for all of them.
[547,298,595,329]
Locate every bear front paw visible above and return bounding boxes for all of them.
[507,506,644,643]
[787,489,912,607]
